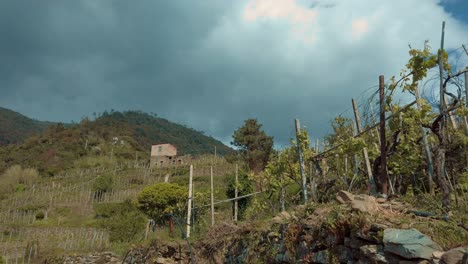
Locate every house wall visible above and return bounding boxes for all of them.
[150,154,193,168]
[151,144,177,157]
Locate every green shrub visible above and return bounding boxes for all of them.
[137,183,187,222]
[35,211,45,220]
[93,174,114,193]
[94,199,146,242]
[15,183,26,192]
[93,174,114,201]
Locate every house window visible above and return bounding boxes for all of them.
[158,146,162,152]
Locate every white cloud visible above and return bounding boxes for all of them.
[190,0,468,144]
[1,0,467,146]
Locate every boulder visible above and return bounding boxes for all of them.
[336,190,354,204]
[440,247,468,264]
[351,195,379,213]
[383,228,442,260]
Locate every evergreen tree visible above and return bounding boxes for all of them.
[231,119,273,173]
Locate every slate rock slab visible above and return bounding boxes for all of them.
[383,228,442,260]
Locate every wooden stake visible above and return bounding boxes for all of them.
[352,99,377,194]
[464,69,468,133]
[280,160,286,212]
[186,165,193,238]
[234,164,239,221]
[415,84,435,194]
[295,119,308,204]
[379,75,388,196]
[210,166,215,226]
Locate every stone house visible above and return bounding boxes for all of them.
[150,143,191,167]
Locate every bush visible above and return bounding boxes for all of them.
[137,183,187,222]
[35,211,45,220]
[94,199,146,242]
[93,174,114,201]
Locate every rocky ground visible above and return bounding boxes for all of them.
[43,191,467,264]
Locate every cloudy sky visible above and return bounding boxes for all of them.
[0,0,467,147]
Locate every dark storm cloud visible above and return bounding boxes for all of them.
[0,0,467,147]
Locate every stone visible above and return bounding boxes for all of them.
[345,236,371,249]
[336,245,353,263]
[377,198,387,203]
[432,251,444,259]
[337,190,355,204]
[440,247,468,264]
[383,228,442,260]
[356,230,382,244]
[272,211,292,224]
[336,196,346,204]
[371,223,389,232]
[350,195,379,213]
[155,257,168,264]
[360,245,388,263]
[309,249,329,264]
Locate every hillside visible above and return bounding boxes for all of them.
[0,107,53,145]
[0,109,233,175]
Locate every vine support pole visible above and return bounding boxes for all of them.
[464,68,468,133]
[186,165,193,238]
[210,166,215,226]
[379,75,388,196]
[415,84,435,194]
[295,119,308,204]
[352,99,377,195]
[234,164,239,221]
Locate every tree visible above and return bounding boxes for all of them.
[92,174,114,201]
[137,183,187,223]
[231,119,274,173]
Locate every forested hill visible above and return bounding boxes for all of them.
[0,109,233,175]
[92,110,233,156]
[0,107,53,145]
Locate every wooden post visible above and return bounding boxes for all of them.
[234,164,239,221]
[345,155,348,176]
[415,84,435,194]
[280,163,286,212]
[186,165,193,238]
[295,119,308,204]
[464,69,468,132]
[379,75,388,196]
[210,166,215,226]
[350,123,359,191]
[352,99,377,194]
[369,102,382,151]
[439,21,447,130]
[465,68,468,107]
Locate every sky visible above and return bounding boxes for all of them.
[0,0,467,148]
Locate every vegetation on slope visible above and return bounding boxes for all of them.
[0,107,53,145]
[0,110,233,175]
